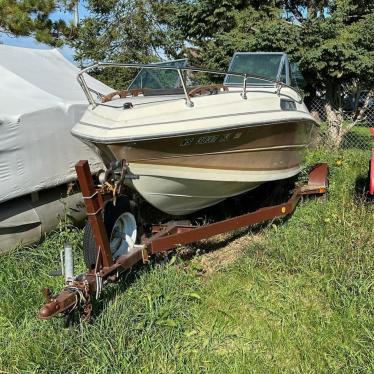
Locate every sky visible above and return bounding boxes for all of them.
[0,4,89,63]
[0,35,75,61]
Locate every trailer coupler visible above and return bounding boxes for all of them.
[38,278,92,322]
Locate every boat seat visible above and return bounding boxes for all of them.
[101,89,145,103]
[188,84,229,97]
[101,85,229,103]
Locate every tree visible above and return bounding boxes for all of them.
[179,2,293,69]
[71,1,184,61]
[284,1,374,147]
[70,0,186,87]
[0,0,77,46]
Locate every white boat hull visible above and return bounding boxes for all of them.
[127,163,301,215]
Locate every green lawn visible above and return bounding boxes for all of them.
[1,149,373,373]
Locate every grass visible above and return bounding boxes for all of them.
[0,148,373,373]
[318,122,373,150]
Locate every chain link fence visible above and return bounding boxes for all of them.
[308,90,374,150]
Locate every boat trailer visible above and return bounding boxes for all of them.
[38,161,328,322]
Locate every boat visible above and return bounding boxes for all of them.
[72,52,318,216]
[0,45,110,252]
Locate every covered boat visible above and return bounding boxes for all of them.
[72,52,317,216]
[0,45,112,252]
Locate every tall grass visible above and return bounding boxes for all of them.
[0,149,373,373]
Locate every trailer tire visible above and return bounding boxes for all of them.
[83,222,97,269]
[83,196,137,269]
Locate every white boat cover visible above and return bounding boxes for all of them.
[0,45,112,203]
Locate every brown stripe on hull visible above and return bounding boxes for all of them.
[126,150,303,171]
[94,120,314,171]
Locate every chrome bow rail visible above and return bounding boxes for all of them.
[77,62,303,108]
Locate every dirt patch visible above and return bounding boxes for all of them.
[191,230,264,275]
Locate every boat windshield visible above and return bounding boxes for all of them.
[128,59,187,90]
[225,53,285,86]
[290,62,306,90]
[79,53,305,106]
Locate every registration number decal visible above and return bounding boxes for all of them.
[180,137,194,146]
[180,132,240,147]
[196,135,219,144]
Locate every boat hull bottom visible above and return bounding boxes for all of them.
[127,165,301,216]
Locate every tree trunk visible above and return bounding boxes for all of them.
[324,82,344,148]
[325,102,344,148]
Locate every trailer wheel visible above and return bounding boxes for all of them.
[83,196,138,269]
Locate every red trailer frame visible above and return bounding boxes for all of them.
[38,161,328,322]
